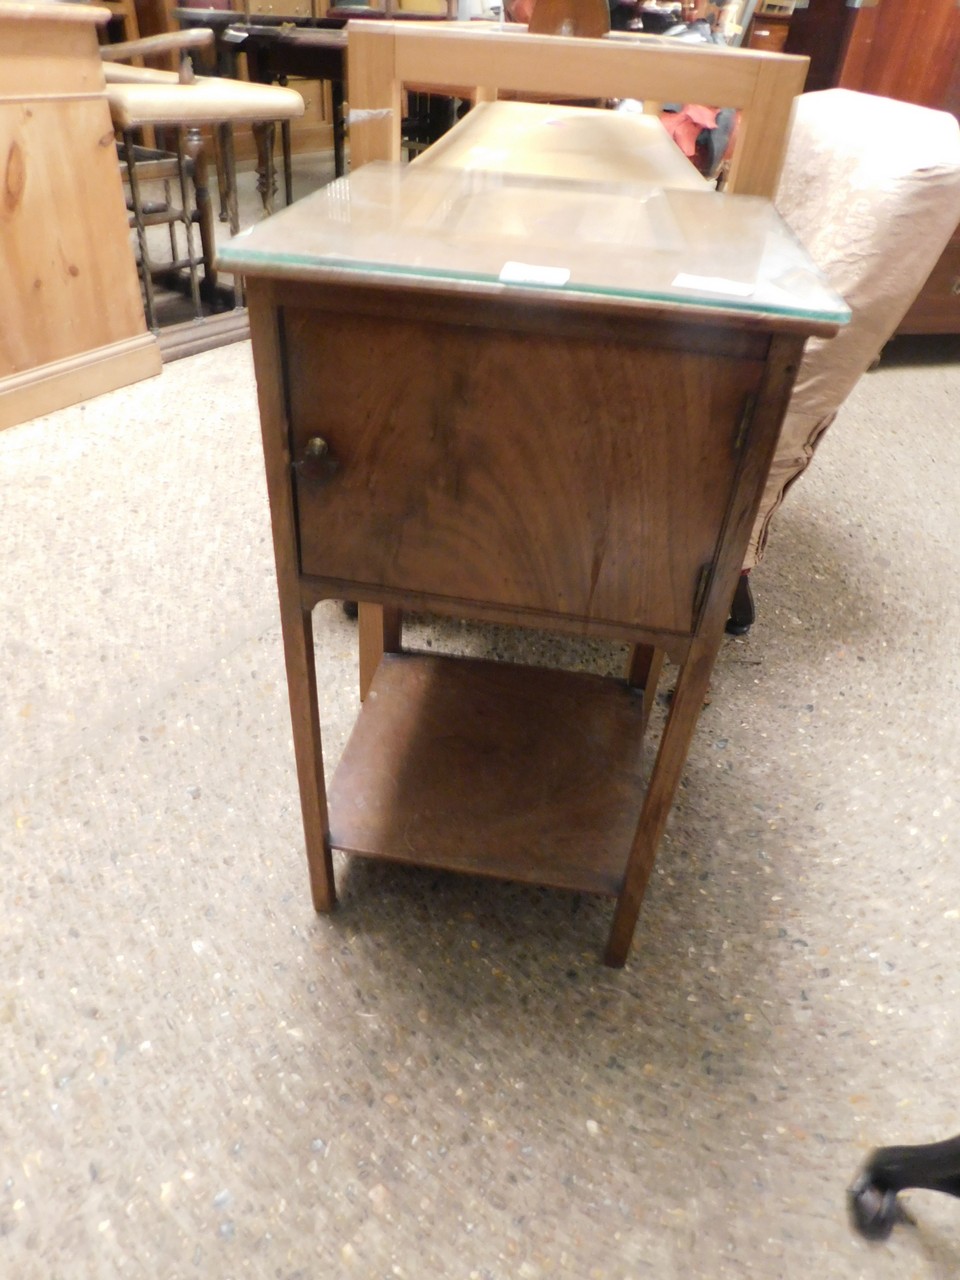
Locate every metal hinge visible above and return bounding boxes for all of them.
[734,392,757,455]
[692,563,712,622]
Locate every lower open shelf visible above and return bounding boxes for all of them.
[328,652,652,896]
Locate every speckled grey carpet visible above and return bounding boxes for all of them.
[3,333,960,1279]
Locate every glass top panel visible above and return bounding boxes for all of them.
[219,162,850,326]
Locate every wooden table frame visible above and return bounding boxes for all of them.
[242,262,837,966]
[252,21,813,964]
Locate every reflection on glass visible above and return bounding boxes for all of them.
[220,162,849,326]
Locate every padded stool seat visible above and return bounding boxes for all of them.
[104,61,303,328]
[104,66,304,130]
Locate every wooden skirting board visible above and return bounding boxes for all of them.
[156,310,251,363]
[0,334,162,434]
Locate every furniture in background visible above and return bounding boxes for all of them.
[229,25,349,181]
[101,0,143,44]
[783,0,960,107]
[220,160,846,967]
[103,38,303,347]
[216,19,455,190]
[527,0,611,37]
[0,1,160,433]
[744,0,791,53]
[103,28,222,330]
[172,7,324,196]
[833,0,960,336]
[345,19,808,191]
[172,2,455,171]
[773,0,960,335]
[744,88,960,569]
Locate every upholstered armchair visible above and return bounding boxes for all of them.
[741,89,960,600]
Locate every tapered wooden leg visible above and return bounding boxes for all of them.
[212,124,229,222]
[279,601,336,912]
[626,643,664,737]
[183,127,217,291]
[358,604,402,701]
[253,120,277,217]
[331,80,346,177]
[281,119,293,204]
[604,648,715,967]
[246,291,338,912]
[215,123,245,308]
[121,129,159,331]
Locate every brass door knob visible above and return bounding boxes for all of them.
[294,436,338,483]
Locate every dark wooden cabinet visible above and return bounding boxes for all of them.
[781,0,856,92]
[832,0,960,115]
[782,0,960,333]
[746,13,791,54]
[784,0,960,109]
[220,156,847,965]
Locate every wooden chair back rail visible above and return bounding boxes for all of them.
[346,22,809,196]
[99,27,215,65]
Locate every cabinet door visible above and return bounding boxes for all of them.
[283,305,763,636]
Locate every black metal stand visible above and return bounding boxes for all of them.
[849,1135,960,1240]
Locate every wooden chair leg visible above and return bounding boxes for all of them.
[215,123,244,307]
[121,128,158,330]
[281,119,294,203]
[358,604,402,701]
[253,119,277,217]
[331,80,346,177]
[216,122,240,235]
[626,643,664,736]
[172,129,203,319]
[212,124,230,222]
[183,126,217,292]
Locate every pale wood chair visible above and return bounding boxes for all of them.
[346,19,808,195]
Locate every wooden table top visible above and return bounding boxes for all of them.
[219,160,849,334]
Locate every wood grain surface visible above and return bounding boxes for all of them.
[285,304,763,637]
[329,652,650,895]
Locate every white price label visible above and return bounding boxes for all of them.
[499,261,571,287]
